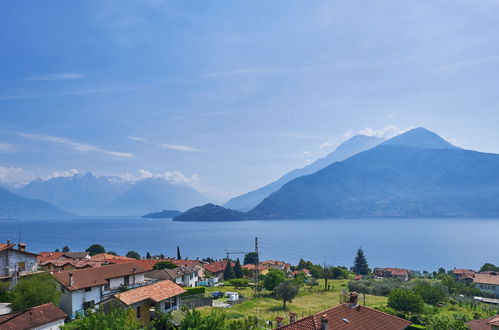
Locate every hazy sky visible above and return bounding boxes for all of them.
[1,0,499,201]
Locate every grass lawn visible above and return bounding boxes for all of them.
[200,279,388,324]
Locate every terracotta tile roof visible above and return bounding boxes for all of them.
[242,264,269,271]
[169,259,204,267]
[375,268,409,277]
[452,269,476,276]
[291,269,310,276]
[0,244,15,252]
[276,303,411,330]
[51,262,150,291]
[63,252,90,259]
[89,253,136,262]
[41,259,102,269]
[474,274,499,286]
[467,315,499,329]
[114,280,186,305]
[205,260,234,273]
[0,303,67,330]
[37,252,66,263]
[146,266,198,281]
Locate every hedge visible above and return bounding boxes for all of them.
[182,287,206,296]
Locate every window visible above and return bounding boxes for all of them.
[18,262,26,270]
[136,306,141,318]
[61,287,65,294]
[124,275,130,286]
[104,283,110,290]
[85,287,91,292]
[164,297,176,310]
[82,300,94,310]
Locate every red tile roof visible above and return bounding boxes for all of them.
[89,253,136,262]
[242,264,269,271]
[291,269,310,276]
[276,303,411,330]
[452,269,476,276]
[0,303,67,330]
[169,259,204,267]
[114,280,186,305]
[205,260,234,273]
[0,244,15,252]
[467,315,499,329]
[41,259,102,269]
[474,274,499,286]
[51,262,150,291]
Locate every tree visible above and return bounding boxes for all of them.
[306,278,319,291]
[413,281,446,305]
[107,251,118,256]
[62,245,70,252]
[125,250,140,260]
[274,280,299,309]
[479,262,499,272]
[292,272,307,287]
[85,244,105,256]
[234,258,243,278]
[387,288,423,313]
[180,309,226,330]
[424,313,470,330]
[54,248,60,252]
[62,304,140,330]
[297,259,314,270]
[0,281,10,302]
[153,261,177,270]
[10,273,61,311]
[146,252,151,259]
[243,252,258,265]
[322,266,335,291]
[151,311,174,330]
[223,260,235,280]
[263,269,286,292]
[352,248,369,275]
[177,246,181,260]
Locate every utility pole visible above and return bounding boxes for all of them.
[255,237,259,296]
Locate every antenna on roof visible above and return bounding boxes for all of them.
[17,231,21,246]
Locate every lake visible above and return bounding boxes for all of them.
[0,217,496,272]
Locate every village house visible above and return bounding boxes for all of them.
[0,242,39,283]
[51,262,150,318]
[145,266,199,287]
[451,268,476,282]
[89,253,136,264]
[0,303,67,330]
[102,280,186,327]
[291,269,311,277]
[37,251,90,263]
[467,314,499,330]
[204,260,234,279]
[373,267,410,281]
[275,292,411,329]
[474,274,499,298]
[242,264,269,276]
[170,259,206,278]
[262,260,291,272]
[40,260,103,273]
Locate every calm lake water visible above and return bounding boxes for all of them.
[0,217,496,272]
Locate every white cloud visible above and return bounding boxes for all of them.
[0,167,36,186]
[44,169,80,180]
[358,125,410,139]
[128,136,146,142]
[119,169,200,186]
[160,143,200,152]
[26,73,85,81]
[319,130,355,151]
[0,142,16,153]
[18,133,133,158]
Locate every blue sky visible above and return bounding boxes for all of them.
[1,0,499,201]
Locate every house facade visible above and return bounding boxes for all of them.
[0,242,39,281]
[204,260,234,279]
[51,262,150,318]
[474,274,499,298]
[104,280,186,327]
[373,267,409,281]
[145,266,199,287]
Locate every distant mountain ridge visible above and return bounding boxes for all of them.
[142,209,182,218]
[224,134,385,211]
[0,187,70,219]
[16,173,211,216]
[173,203,251,221]
[249,127,499,219]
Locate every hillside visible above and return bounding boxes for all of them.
[249,128,499,219]
[0,187,70,219]
[224,135,385,211]
[173,203,251,221]
[142,209,182,218]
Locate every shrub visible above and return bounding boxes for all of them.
[10,273,61,311]
[153,261,177,270]
[229,278,249,288]
[412,281,447,305]
[125,250,140,260]
[263,269,285,292]
[387,288,424,313]
[424,313,470,330]
[182,287,205,296]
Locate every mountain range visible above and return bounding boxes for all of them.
[13,173,210,216]
[224,134,385,211]
[0,187,69,219]
[249,127,499,219]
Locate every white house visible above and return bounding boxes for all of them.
[51,262,151,318]
[0,303,67,330]
[145,266,199,287]
[0,241,39,282]
[474,274,499,298]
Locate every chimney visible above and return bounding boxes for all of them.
[349,292,359,306]
[69,272,74,286]
[320,315,328,330]
[289,312,297,323]
[276,316,283,327]
[18,243,26,252]
[7,240,11,245]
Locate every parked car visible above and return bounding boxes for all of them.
[211,291,224,299]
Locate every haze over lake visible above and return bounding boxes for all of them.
[1,217,496,271]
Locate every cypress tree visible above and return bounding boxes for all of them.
[177,246,181,260]
[352,248,369,275]
[146,252,151,259]
[223,259,235,280]
[234,258,243,278]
